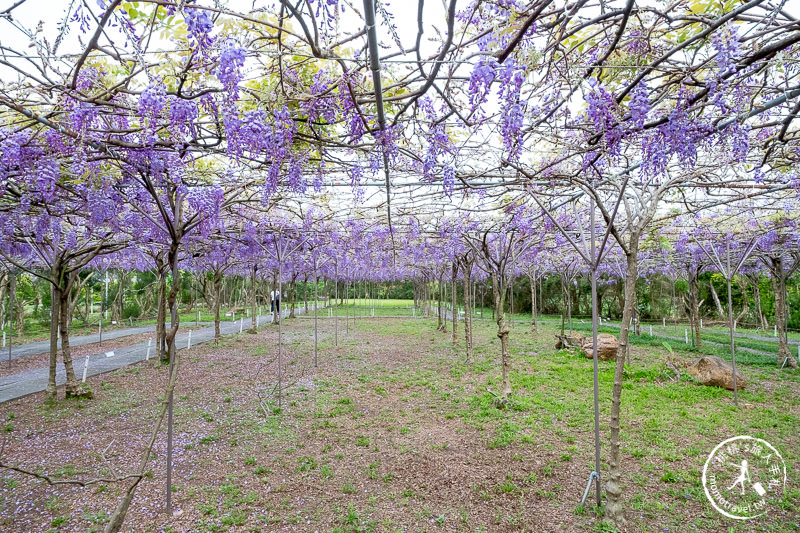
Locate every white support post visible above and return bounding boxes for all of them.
[649,325,652,336]
[239,318,243,333]
[146,338,152,361]
[700,319,703,328]
[82,355,90,382]
[774,325,777,337]
[187,330,192,350]
[662,318,666,327]
[733,320,737,331]
[684,328,689,344]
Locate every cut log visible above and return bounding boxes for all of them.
[555,334,583,350]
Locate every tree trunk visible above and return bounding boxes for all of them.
[60,275,86,398]
[111,272,123,324]
[214,271,222,343]
[606,237,640,527]
[597,290,604,320]
[250,266,257,331]
[491,271,511,399]
[8,270,16,340]
[14,297,24,338]
[528,269,537,333]
[118,272,126,321]
[709,281,725,318]
[491,280,495,321]
[770,258,796,368]
[560,276,567,336]
[303,275,309,313]
[185,274,194,315]
[83,280,90,325]
[481,282,485,319]
[735,278,749,326]
[165,240,182,365]
[0,271,6,332]
[451,261,458,344]
[157,267,168,364]
[47,278,60,400]
[463,262,473,363]
[437,274,444,330]
[751,276,768,330]
[472,281,477,323]
[425,279,431,317]
[689,267,702,349]
[289,274,297,319]
[271,275,279,324]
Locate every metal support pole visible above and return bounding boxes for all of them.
[589,200,602,507]
[726,243,739,407]
[727,274,739,406]
[278,245,283,409]
[6,273,12,368]
[335,264,339,347]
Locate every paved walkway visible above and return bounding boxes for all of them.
[2,312,281,361]
[3,324,158,361]
[725,330,799,346]
[0,307,318,403]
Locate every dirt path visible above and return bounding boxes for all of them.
[0,318,796,532]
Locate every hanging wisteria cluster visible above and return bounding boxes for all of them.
[1,0,800,530]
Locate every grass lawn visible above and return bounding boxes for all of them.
[0,316,797,532]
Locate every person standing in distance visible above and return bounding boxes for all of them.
[271,288,281,320]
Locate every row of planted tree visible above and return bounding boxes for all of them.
[3,210,799,390]
[4,266,798,337]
